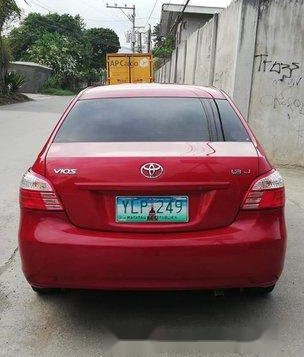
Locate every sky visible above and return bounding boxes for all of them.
[15,0,232,51]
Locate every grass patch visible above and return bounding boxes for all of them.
[0,93,31,106]
[40,87,76,96]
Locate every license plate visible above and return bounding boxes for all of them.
[116,196,189,223]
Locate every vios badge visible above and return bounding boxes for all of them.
[54,168,77,175]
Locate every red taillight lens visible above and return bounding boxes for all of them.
[20,170,63,211]
[242,170,285,210]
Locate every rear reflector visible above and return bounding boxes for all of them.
[242,170,285,210]
[20,170,63,211]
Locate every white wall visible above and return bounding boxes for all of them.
[169,49,177,83]
[212,0,242,95]
[154,0,304,166]
[194,17,216,86]
[184,30,199,84]
[175,41,187,84]
[164,61,171,83]
[248,0,304,166]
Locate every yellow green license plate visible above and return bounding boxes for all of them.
[116,196,189,223]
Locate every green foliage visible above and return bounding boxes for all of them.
[84,28,120,70]
[0,0,20,31]
[5,71,25,92]
[152,22,174,61]
[7,12,120,91]
[24,32,92,90]
[153,36,174,59]
[152,23,163,48]
[8,12,85,60]
[0,0,20,94]
[40,74,76,96]
[40,87,75,96]
[41,73,62,89]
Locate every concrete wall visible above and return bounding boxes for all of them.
[9,61,52,93]
[194,17,216,86]
[184,30,199,84]
[169,49,178,83]
[176,13,213,45]
[164,61,171,83]
[248,0,304,166]
[154,0,304,166]
[212,0,242,95]
[175,40,187,84]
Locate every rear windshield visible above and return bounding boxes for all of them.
[54,97,250,143]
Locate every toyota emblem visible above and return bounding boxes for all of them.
[140,163,164,179]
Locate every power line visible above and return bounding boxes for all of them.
[85,18,129,23]
[144,0,159,28]
[23,0,132,27]
[81,0,124,22]
[14,13,121,49]
[106,3,136,53]
[27,0,127,25]
[168,0,191,36]
[155,0,190,55]
[29,0,53,12]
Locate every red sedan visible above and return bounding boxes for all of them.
[19,84,286,294]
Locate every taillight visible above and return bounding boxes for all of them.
[20,170,63,211]
[242,170,285,210]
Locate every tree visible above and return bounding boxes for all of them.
[0,0,20,93]
[8,12,85,60]
[84,28,120,70]
[7,12,120,90]
[152,23,174,60]
[25,32,92,90]
[153,36,174,59]
[152,23,163,48]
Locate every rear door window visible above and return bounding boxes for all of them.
[54,98,211,142]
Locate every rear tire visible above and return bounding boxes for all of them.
[31,286,62,295]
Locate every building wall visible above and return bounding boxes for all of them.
[184,30,199,84]
[175,41,187,84]
[169,49,178,83]
[212,0,242,95]
[248,0,304,166]
[176,13,213,45]
[155,0,304,166]
[9,62,52,93]
[232,0,259,117]
[194,18,216,86]
[164,61,171,83]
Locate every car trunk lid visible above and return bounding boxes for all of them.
[45,141,259,232]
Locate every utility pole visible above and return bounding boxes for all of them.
[134,26,144,53]
[138,32,142,53]
[106,3,136,53]
[147,24,152,53]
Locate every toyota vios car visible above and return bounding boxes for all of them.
[19,84,286,294]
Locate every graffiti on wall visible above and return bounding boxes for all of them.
[261,88,304,118]
[260,88,304,143]
[255,53,301,82]
[255,53,304,143]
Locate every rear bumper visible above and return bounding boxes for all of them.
[19,209,286,290]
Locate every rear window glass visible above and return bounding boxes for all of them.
[215,99,250,142]
[54,98,211,143]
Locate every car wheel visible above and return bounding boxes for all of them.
[31,286,62,295]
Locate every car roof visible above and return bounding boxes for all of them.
[79,83,226,100]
